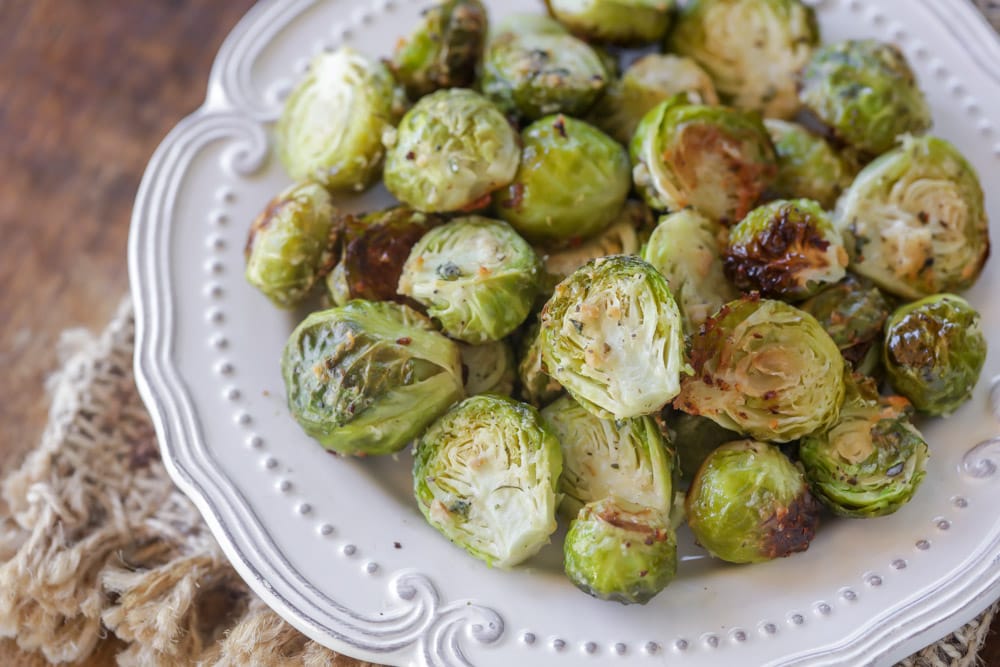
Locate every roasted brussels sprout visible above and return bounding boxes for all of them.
[540,256,687,419]
[390,0,488,99]
[494,115,631,247]
[589,54,719,145]
[724,199,848,301]
[883,294,987,415]
[564,498,677,604]
[630,97,777,224]
[282,301,464,456]
[675,296,845,442]
[658,408,741,484]
[277,48,400,191]
[542,395,674,517]
[799,274,891,371]
[413,394,563,568]
[245,181,338,308]
[324,206,440,307]
[641,209,739,335]
[546,0,675,45]
[517,321,564,407]
[686,440,820,564]
[668,0,819,119]
[383,89,519,212]
[541,201,648,286]
[398,216,541,343]
[799,40,931,156]
[835,135,990,300]
[800,375,928,517]
[459,340,516,396]
[764,119,855,209]
[480,15,610,120]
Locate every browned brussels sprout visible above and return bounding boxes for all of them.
[799,274,892,372]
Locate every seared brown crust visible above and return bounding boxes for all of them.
[760,488,820,559]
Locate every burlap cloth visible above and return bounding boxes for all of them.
[3,5,1000,665]
[0,302,995,667]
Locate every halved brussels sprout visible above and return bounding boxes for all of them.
[630,97,777,224]
[588,54,719,145]
[564,498,677,604]
[480,15,609,120]
[390,0,488,99]
[245,181,338,308]
[545,0,675,45]
[835,135,990,300]
[493,115,631,247]
[398,216,541,343]
[764,119,856,209]
[383,89,519,212]
[641,209,739,335]
[686,440,820,564]
[799,274,891,371]
[541,201,648,286]
[282,301,464,456]
[657,407,741,484]
[540,256,687,419]
[883,294,987,415]
[459,340,516,396]
[799,40,931,156]
[800,375,928,518]
[668,0,819,119]
[413,394,563,568]
[325,206,440,307]
[277,48,400,191]
[724,199,848,301]
[517,321,564,408]
[675,296,845,442]
[542,395,674,518]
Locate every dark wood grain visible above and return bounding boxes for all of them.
[1,1,999,665]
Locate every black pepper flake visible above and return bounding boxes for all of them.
[405,151,415,160]
[394,542,402,549]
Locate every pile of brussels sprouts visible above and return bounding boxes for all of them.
[244,0,992,605]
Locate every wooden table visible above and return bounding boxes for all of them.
[1,1,998,665]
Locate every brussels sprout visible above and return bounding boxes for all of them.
[724,199,848,301]
[517,321,564,407]
[413,394,562,568]
[383,89,519,212]
[542,395,674,518]
[493,115,631,247]
[799,274,891,370]
[883,294,987,415]
[277,48,400,191]
[282,301,464,456]
[546,0,675,45]
[564,498,677,604]
[398,217,540,343]
[480,16,609,120]
[245,182,338,308]
[764,119,855,209]
[835,135,990,300]
[686,440,820,564]
[641,209,739,335]
[541,202,648,285]
[668,0,819,119]
[658,407,741,484]
[459,340,516,396]
[540,256,687,419]
[800,375,928,517]
[390,0,488,99]
[799,40,931,156]
[630,97,777,224]
[324,207,440,307]
[589,54,719,145]
[675,296,845,442]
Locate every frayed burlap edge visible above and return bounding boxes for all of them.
[0,301,996,666]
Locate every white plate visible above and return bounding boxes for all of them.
[129,1,1000,665]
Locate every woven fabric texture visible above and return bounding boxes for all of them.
[0,302,996,665]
